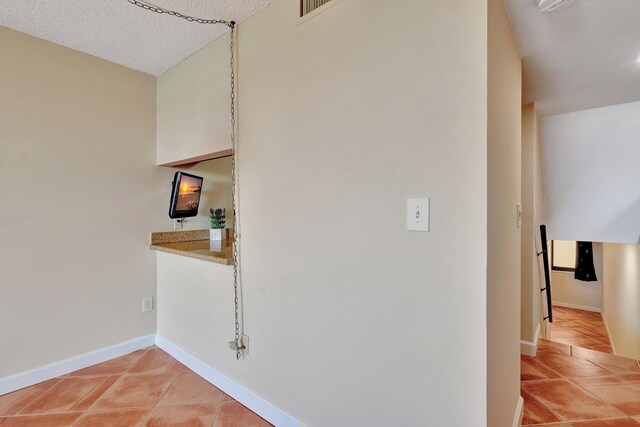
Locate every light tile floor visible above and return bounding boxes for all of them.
[522,334,640,425]
[0,347,272,427]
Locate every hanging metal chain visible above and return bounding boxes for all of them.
[127,0,235,28]
[228,25,245,361]
[126,0,243,360]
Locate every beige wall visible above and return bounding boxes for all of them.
[602,243,640,359]
[157,37,232,165]
[521,104,547,347]
[487,0,522,425]
[521,105,536,343]
[0,26,172,376]
[542,102,640,244]
[553,240,576,269]
[533,106,547,336]
[156,0,490,425]
[552,242,603,311]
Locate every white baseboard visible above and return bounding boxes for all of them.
[512,396,524,427]
[0,334,156,396]
[602,315,618,355]
[520,322,541,356]
[155,334,308,427]
[2,333,308,426]
[552,301,601,313]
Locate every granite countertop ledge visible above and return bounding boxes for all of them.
[149,229,233,265]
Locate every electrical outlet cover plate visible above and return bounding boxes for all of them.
[142,297,153,313]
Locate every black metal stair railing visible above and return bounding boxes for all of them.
[538,225,553,323]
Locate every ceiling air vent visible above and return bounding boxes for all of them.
[537,0,576,13]
[300,0,333,17]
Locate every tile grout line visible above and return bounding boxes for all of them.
[534,357,630,422]
[67,375,115,414]
[70,346,153,426]
[570,416,640,425]
[0,378,63,417]
[137,351,187,427]
[523,377,626,425]
[523,318,633,426]
[547,309,613,354]
[528,416,639,426]
[524,355,567,381]
[2,347,264,426]
[566,352,634,418]
[121,346,154,377]
[210,395,225,427]
[525,343,578,423]
[5,374,136,419]
[521,387,570,425]
[15,384,61,416]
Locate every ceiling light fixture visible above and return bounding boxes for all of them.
[537,0,576,13]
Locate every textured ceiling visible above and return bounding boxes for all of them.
[505,0,640,116]
[0,0,272,76]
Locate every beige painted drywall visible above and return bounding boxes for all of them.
[521,105,536,343]
[520,104,540,342]
[487,0,522,425]
[542,102,640,245]
[0,26,173,377]
[552,242,603,311]
[533,104,548,340]
[156,34,233,165]
[521,104,547,346]
[156,0,490,425]
[553,240,576,269]
[602,243,640,359]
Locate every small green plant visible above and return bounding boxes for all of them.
[210,208,226,229]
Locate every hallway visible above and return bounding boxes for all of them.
[522,338,640,425]
[548,306,613,354]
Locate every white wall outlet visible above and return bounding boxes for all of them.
[407,197,430,232]
[142,297,153,313]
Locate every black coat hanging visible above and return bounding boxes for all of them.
[575,242,597,282]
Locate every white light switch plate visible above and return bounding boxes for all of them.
[516,203,523,228]
[407,197,429,232]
